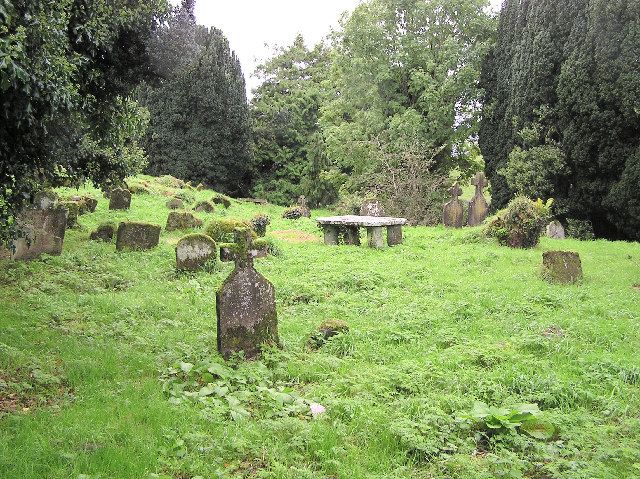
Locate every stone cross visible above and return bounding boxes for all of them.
[443,182,464,228]
[216,228,279,360]
[467,172,489,226]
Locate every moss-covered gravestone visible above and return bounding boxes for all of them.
[115,222,161,251]
[166,211,203,231]
[166,198,184,210]
[542,251,583,284]
[176,234,217,271]
[193,201,215,213]
[9,198,68,260]
[109,188,131,210]
[467,172,489,226]
[216,228,278,360]
[90,223,116,242]
[443,182,464,228]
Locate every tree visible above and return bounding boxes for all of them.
[480,0,640,240]
[139,3,252,196]
[250,35,333,206]
[0,0,168,245]
[320,0,495,223]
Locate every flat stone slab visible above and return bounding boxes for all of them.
[316,215,407,227]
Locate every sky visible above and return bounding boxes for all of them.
[190,0,503,96]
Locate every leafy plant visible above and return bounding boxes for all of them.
[250,214,271,237]
[458,402,555,440]
[485,196,552,248]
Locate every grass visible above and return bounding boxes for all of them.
[1,175,640,479]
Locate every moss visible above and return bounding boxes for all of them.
[205,218,253,242]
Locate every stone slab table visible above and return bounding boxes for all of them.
[316,215,407,248]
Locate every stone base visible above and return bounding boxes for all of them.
[367,226,384,248]
[343,226,360,245]
[387,225,403,246]
[543,251,583,284]
[323,225,338,245]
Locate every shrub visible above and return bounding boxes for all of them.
[205,218,253,243]
[485,196,552,248]
[173,190,196,204]
[565,218,595,241]
[251,214,271,237]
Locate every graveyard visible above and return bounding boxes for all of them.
[1,176,639,478]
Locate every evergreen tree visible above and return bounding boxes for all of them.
[139,3,252,195]
[480,0,640,240]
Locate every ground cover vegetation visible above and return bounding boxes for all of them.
[1,178,640,478]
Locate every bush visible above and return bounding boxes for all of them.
[485,197,552,248]
[251,214,271,237]
[205,218,253,243]
[565,218,595,241]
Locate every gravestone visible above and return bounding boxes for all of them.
[10,202,68,260]
[546,220,566,239]
[443,182,464,228]
[176,234,217,271]
[166,211,203,231]
[193,201,215,213]
[109,188,131,210]
[61,201,80,228]
[166,198,184,210]
[467,172,489,226]
[115,222,161,251]
[217,228,278,360]
[90,223,115,242]
[297,196,311,218]
[542,251,583,284]
[360,199,385,217]
[212,195,231,208]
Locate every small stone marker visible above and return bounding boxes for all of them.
[546,220,566,239]
[443,182,464,228]
[193,201,215,213]
[109,188,131,210]
[10,201,68,260]
[90,223,115,242]
[166,198,184,210]
[297,196,311,218]
[166,211,203,231]
[216,228,278,360]
[542,251,583,284]
[212,196,231,208]
[360,199,385,217]
[176,234,217,271]
[467,172,489,226]
[115,222,161,251]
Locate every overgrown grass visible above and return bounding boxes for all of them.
[1,175,639,478]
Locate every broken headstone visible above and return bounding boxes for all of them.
[542,251,583,284]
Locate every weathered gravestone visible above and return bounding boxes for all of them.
[443,182,464,228]
[115,222,161,251]
[176,234,217,271]
[217,228,278,360]
[542,251,583,284]
[9,201,68,260]
[467,172,489,226]
[297,196,311,218]
[193,201,215,213]
[166,211,204,231]
[360,199,385,217]
[166,198,184,210]
[109,188,131,210]
[546,220,566,239]
[90,223,116,242]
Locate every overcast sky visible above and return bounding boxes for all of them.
[189,0,503,96]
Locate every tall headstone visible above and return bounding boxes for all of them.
[467,172,489,226]
[443,182,464,228]
[10,201,68,260]
[297,196,311,218]
[217,228,278,360]
[109,188,131,210]
[360,199,385,217]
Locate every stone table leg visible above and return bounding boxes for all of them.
[387,225,403,246]
[323,225,338,245]
[344,226,361,245]
[367,226,384,248]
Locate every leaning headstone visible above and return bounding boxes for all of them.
[297,196,311,218]
[176,234,217,271]
[467,172,489,226]
[166,198,184,210]
[11,202,68,260]
[109,188,131,210]
[90,223,116,242]
[443,182,464,228]
[542,251,583,284]
[166,211,203,231]
[546,220,566,239]
[115,222,161,251]
[217,228,279,360]
[360,199,385,217]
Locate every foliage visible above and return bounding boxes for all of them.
[565,218,595,241]
[458,402,555,440]
[0,0,167,245]
[485,197,553,248]
[251,35,333,206]
[205,218,252,243]
[139,3,252,195]
[479,0,640,240]
[250,214,271,237]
